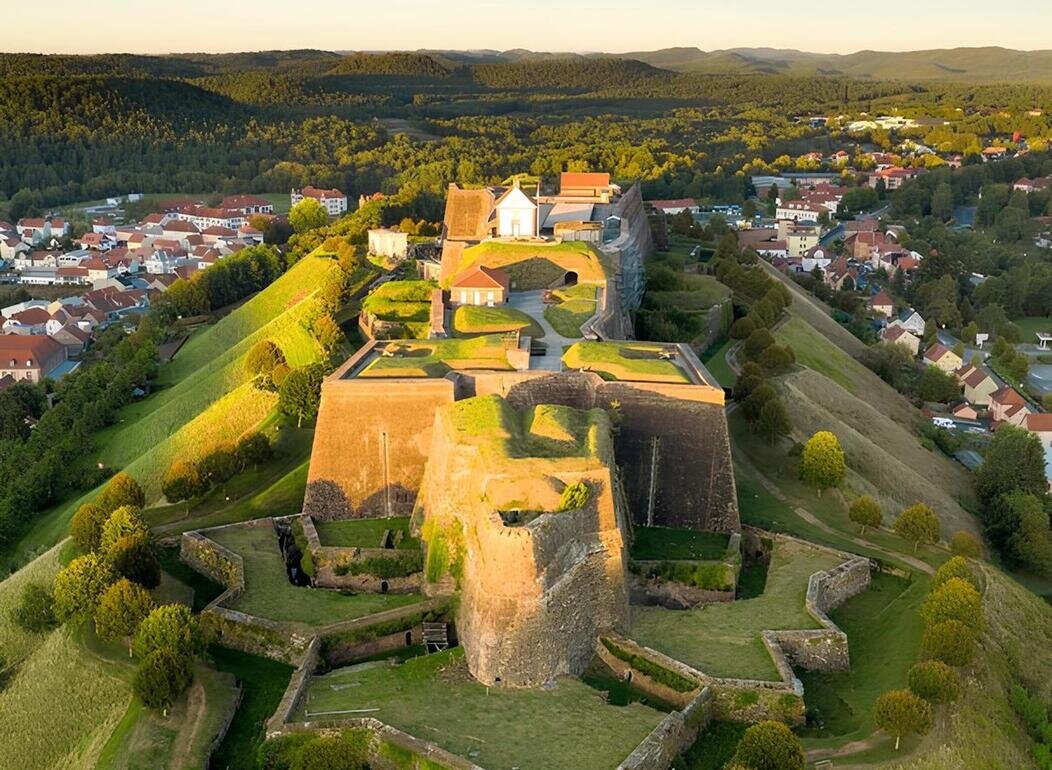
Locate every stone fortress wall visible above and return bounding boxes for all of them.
[592,182,653,340]
[414,400,630,686]
[305,368,739,533]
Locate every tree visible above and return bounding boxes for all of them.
[245,339,287,390]
[161,460,205,506]
[931,182,954,222]
[920,577,983,630]
[848,495,882,534]
[921,619,977,667]
[873,689,933,749]
[100,506,150,556]
[96,472,146,513]
[743,328,775,359]
[235,433,273,469]
[916,367,960,403]
[756,398,792,445]
[1005,493,1052,577]
[70,502,108,552]
[198,447,240,487]
[932,556,978,591]
[974,425,1047,504]
[8,582,57,633]
[731,720,805,770]
[279,365,324,427]
[894,503,940,552]
[95,578,155,654]
[741,383,777,423]
[109,533,161,589]
[730,317,756,339]
[133,604,203,660]
[289,198,329,233]
[908,660,959,704]
[133,648,193,715]
[950,531,982,559]
[312,314,343,355]
[757,344,795,374]
[799,431,845,495]
[53,553,115,622]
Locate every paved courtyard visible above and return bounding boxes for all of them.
[507,290,579,371]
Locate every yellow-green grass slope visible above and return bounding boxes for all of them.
[774,316,978,536]
[545,283,599,337]
[563,341,691,383]
[448,239,609,290]
[359,335,514,378]
[0,544,238,770]
[452,304,542,337]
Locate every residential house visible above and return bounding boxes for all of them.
[775,201,826,223]
[867,167,921,190]
[648,199,700,215]
[982,147,1008,161]
[868,290,894,318]
[891,308,926,336]
[1013,177,1052,194]
[881,324,920,356]
[955,364,998,406]
[51,324,91,354]
[923,343,963,373]
[220,195,274,216]
[1025,412,1052,445]
[291,186,347,217]
[17,217,68,244]
[989,387,1032,426]
[0,236,29,262]
[0,334,67,382]
[2,306,50,335]
[451,265,510,307]
[952,403,980,421]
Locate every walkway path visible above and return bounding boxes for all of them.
[507,290,577,371]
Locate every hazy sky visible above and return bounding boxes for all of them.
[13,0,1052,55]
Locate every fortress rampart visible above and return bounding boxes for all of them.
[306,367,739,532]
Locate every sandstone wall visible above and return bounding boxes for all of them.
[304,376,456,519]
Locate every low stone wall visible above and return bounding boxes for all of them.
[202,605,312,665]
[617,687,712,770]
[180,531,243,591]
[201,682,243,770]
[323,627,424,669]
[266,636,323,736]
[596,636,701,710]
[274,719,481,770]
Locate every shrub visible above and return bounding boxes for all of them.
[557,481,590,512]
[731,720,805,770]
[109,533,161,589]
[53,553,115,622]
[873,689,933,750]
[95,578,155,651]
[100,506,149,556]
[70,503,108,552]
[908,660,959,703]
[133,604,203,660]
[799,431,845,494]
[921,620,977,667]
[920,577,983,631]
[133,648,193,713]
[8,582,57,633]
[932,556,979,591]
[848,495,882,534]
[96,472,145,513]
[950,531,982,558]
[894,503,940,552]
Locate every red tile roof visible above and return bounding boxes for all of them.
[451,265,510,292]
[560,172,610,189]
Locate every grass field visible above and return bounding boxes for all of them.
[452,304,543,337]
[208,646,294,770]
[362,280,434,323]
[631,527,730,560]
[0,541,67,664]
[544,283,599,337]
[297,648,664,770]
[206,524,423,628]
[1012,315,1052,340]
[630,539,844,680]
[452,240,608,289]
[700,337,737,388]
[798,572,927,751]
[358,335,512,377]
[775,316,875,395]
[562,341,691,383]
[314,516,419,549]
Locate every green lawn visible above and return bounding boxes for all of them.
[631,527,731,560]
[1012,316,1052,341]
[798,572,928,751]
[562,341,691,383]
[359,335,513,377]
[700,336,737,388]
[453,240,608,289]
[208,646,295,770]
[630,539,844,680]
[314,517,419,550]
[452,304,543,337]
[206,524,424,628]
[774,316,871,394]
[297,648,664,770]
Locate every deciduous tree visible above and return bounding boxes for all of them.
[908,660,959,703]
[109,533,161,589]
[289,198,329,233]
[8,582,57,633]
[53,553,115,622]
[95,578,155,654]
[894,503,940,552]
[133,604,203,660]
[731,720,805,770]
[873,689,933,749]
[921,619,977,667]
[96,472,146,513]
[100,506,150,556]
[799,431,845,495]
[920,577,983,631]
[950,531,982,559]
[848,495,882,534]
[69,502,108,552]
[133,648,192,715]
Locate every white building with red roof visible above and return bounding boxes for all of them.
[450,266,510,307]
[291,186,347,217]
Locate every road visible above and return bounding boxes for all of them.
[506,290,574,371]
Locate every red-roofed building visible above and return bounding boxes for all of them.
[868,290,894,317]
[557,172,619,203]
[291,186,347,217]
[450,266,510,307]
[0,334,67,382]
[1025,412,1052,443]
[881,324,920,356]
[220,195,274,215]
[648,199,699,215]
[923,343,963,373]
[990,387,1032,426]
[954,363,998,406]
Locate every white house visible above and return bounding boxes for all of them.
[494,182,538,239]
[890,308,926,336]
[775,201,826,223]
[291,187,347,217]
